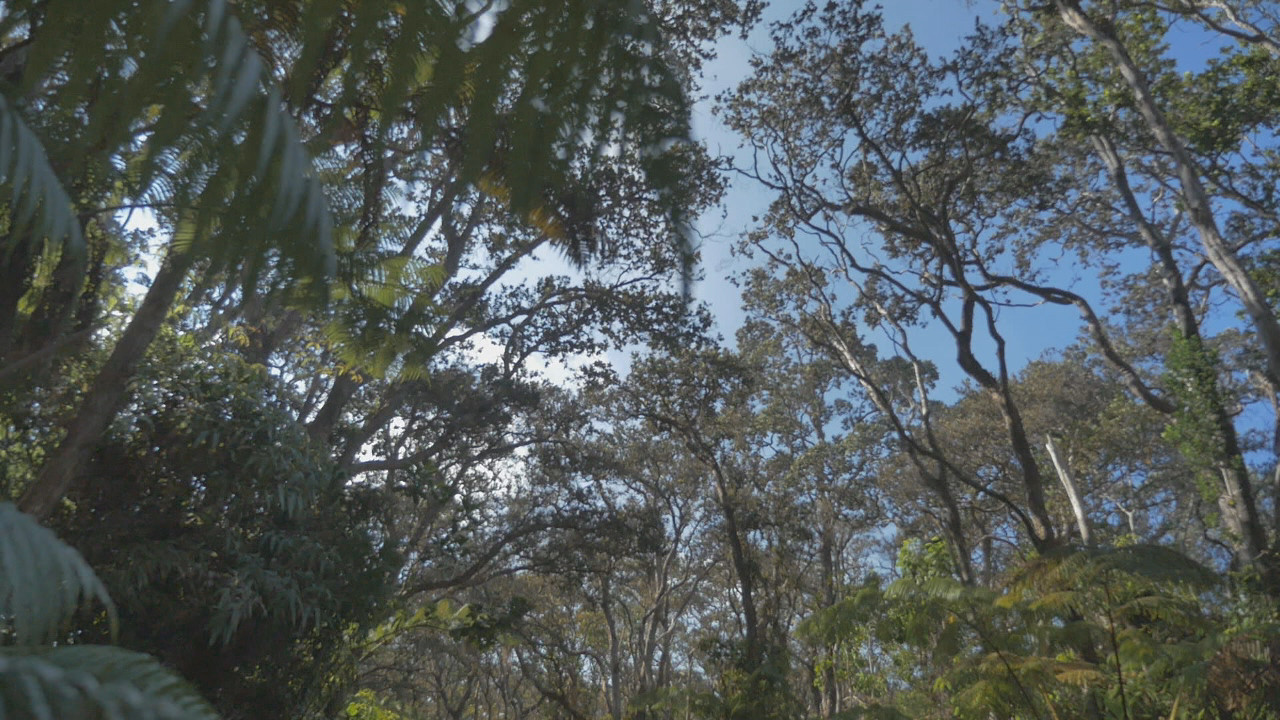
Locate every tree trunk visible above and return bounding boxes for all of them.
[18,248,193,519]
[1053,0,1280,397]
[1046,434,1091,546]
[714,465,761,668]
[306,373,357,444]
[600,575,624,720]
[819,525,840,718]
[1088,132,1269,571]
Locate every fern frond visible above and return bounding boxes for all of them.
[0,503,115,645]
[172,0,334,276]
[1090,545,1218,588]
[6,0,334,293]
[1028,589,1087,615]
[0,646,220,720]
[1009,545,1216,600]
[885,575,993,605]
[1051,661,1106,687]
[830,705,913,720]
[0,94,85,259]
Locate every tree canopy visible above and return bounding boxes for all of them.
[2,1,1279,719]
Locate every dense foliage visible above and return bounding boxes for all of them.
[2,0,1279,719]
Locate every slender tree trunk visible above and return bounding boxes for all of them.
[1053,0,1280,395]
[306,373,356,443]
[954,295,1057,550]
[929,469,975,584]
[18,247,193,520]
[1057,11,1280,583]
[1046,434,1091,546]
[1089,131,1268,569]
[819,526,840,718]
[713,466,760,667]
[601,575,624,720]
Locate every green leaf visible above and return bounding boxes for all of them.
[0,646,221,720]
[0,503,116,646]
[0,94,85,260]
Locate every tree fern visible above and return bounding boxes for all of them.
[0,502,114,645]
[801,540,1230,719]
[0,94,84,260]
[0,647,220,720]
[0,502,222,720]
[4,0,336,279]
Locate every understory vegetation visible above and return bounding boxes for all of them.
[2,0,1279,718]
